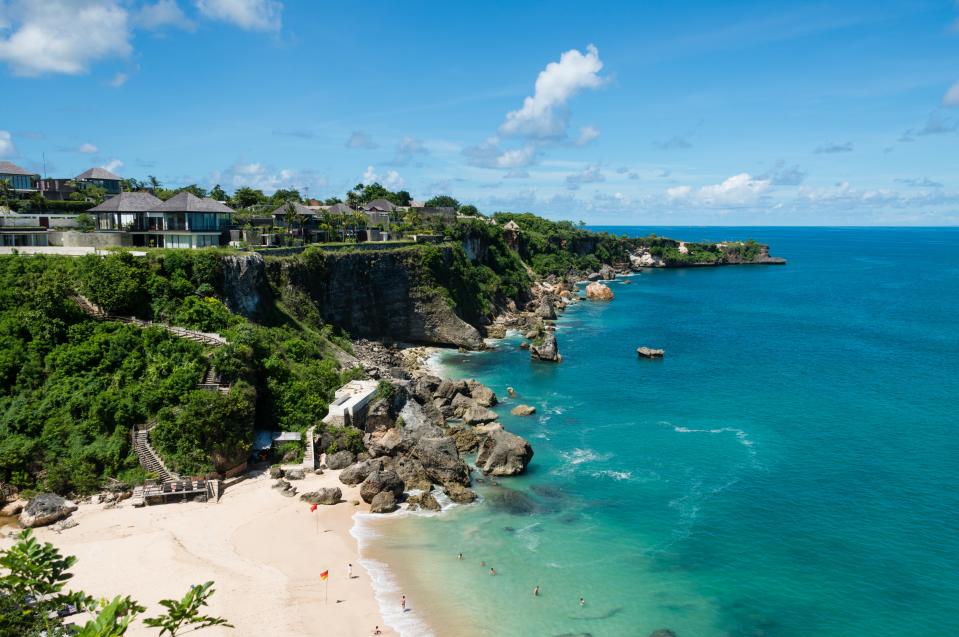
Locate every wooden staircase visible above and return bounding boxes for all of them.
[131,422,179,484]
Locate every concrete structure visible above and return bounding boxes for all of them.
[322,380,379,428]
[0,161,39,195]
[40,167,123,201]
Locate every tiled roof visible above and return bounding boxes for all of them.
[88,192,163,213]
[76,167,123,181]
[152,191,234,213]
[0,161,37,176]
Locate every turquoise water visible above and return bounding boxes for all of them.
[362,228,959,637]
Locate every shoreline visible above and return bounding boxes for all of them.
[1,469,397,637]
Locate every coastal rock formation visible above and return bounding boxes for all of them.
[360,469,405,504]
[449,425,482,454]
[406,492,441,512]
[299,488,342,505]
[445,483,478,504]
[585,282,614,301]
[370,491,398,514]
[637,347,665,358]
[467,380,498,407]
[476,430,534,476]
[631,251,665,269]
[392,456,433,491]
[463,404,498,425]
[326,450,355,470]
[511,404,536,416]
[19,493,78,528]
[586,272,603,282]
[268,466,284,479]
[535,299,557,320]
[413,436,471,487]
[599,264,616,280]
[486,323,507,339]
[222,253,266,318]
[531,331,561,362]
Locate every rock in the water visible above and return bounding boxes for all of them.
[445,483,478,504]
[467,380,498,407]
[519,341,530,350]
[637,346,665,358]
[585,281,614,301]
[326,450,355,470]
[486,323,507,339]
[531,332,561,362]
[510,404,536,416]
[339,461,374,486]
[412,436,471,487]
[406,492,442,512]
[450,392,476,417]
[360,470,405,504]
[535,299,557,320]
[299,488,342,505]
[586,272,602,282]
[20,494,78,528]
[268,466,284,479]
[483,486,538,515]
[599,264,616,280]
[370,491,398,513]
[507,387,517,397]
[463,404,498,425]
[524,329,538,340]
[476,430,534,476]
[648,631,677,637]
[284,468,305,480]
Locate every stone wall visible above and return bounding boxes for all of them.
[49,231,132,248]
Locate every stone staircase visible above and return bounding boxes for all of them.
[71,295,229,347]
[131,421,179,483]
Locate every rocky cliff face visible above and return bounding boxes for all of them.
[222,253,268,317]
[261,248,484,349]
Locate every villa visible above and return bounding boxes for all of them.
[89,190,232,248]
[40,167,123,200]
[0,161,40,197]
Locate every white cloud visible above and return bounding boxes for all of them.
[0,131,16,157]
[194,0,282,31]
[565,164,605,190]
[108,72,128,87]
[361,165,404,189]
[0,0,132,76]
[575,125,600,146]
[136,0,195,31]
[813,141,854,154]
[758,159,806,186]
[463,138,538,169]
[102,159,124,173]
[945,81,959,107]
[346,130,378,149]
[500,44,606,140]
[667,173,772,207]
[78,142,98,154]
[391,136,429,165]
[220,161,326,193]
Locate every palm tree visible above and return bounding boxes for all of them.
[0,178,11,210]
[147,175,161,193]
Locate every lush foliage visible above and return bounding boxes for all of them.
[0,530,230,637]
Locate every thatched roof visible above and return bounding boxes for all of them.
[88,192,163,213]
[0,161,37,176]
[152,191,234,213]
[76,167,122,181]
[328,203,354,214]
[362,198,395,212]
[270,201,316,217]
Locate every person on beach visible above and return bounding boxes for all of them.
[580,597,586,607]
[458,552,463,560]
[533,585,540,597]
[481,560,486,567]
[348,563,353,579]
[373,627,382,635]
[490,567,496,576]
[401,595,406,611]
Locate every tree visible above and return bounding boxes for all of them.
[148,175,162,193]
[232,187,267,210]
[270,188,302,206]
[121,178,143,192]
[394,190,412,206]
[322,196,342,205]
[458,204,480,217]
[76,212,96,232]
[424,195,459,209]
[143,582,232,636]
[210,184,228,201]
[177,184,208,199]
[0,178,12,209]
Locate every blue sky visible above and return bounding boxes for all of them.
[1,0,958,224]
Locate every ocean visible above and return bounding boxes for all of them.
[355,227,959,637]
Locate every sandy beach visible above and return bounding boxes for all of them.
[0,468,396,637]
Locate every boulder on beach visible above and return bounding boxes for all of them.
[450,392,475,417]
[511,404,536,416]
[19,493,78,528]
[531,331,561,362]
[360,469,405,504]
[299,488,342,505]
[326,450,356,470]
[476,430,534,476]
[339,461,374,486]
[637,346,665,358]
[392,456,433,491]
[467,380,498,407]
[284,468,305,480]
[445,483,478,504]
[268,465,284,479]
[370,491,398,514]
[585,281,614,301]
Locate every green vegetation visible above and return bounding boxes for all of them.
[0,530,230,637]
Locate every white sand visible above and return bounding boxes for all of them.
[0,469,395,637]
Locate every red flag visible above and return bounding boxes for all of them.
[320,570,329,581]
[310,503,317,512]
